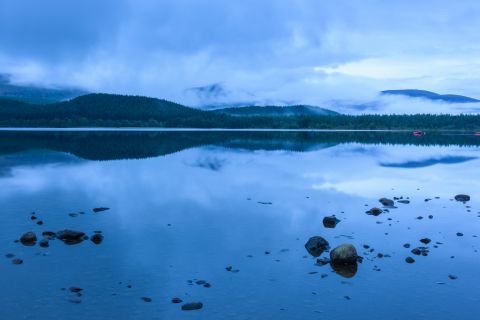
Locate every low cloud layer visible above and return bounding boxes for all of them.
[1,0,480,113]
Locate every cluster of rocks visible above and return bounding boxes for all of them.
[305,236,360,278]
[18,229,103,250]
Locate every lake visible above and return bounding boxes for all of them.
[0,130,479,319]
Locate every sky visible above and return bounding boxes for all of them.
[1,0,480,113]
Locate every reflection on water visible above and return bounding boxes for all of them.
[0,131,479,319]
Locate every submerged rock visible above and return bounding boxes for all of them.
[56,230,86,245]
[39,239,49,248]
[181,302,203,311]
[379,198,394,206]
[366,208,383,216]
[405,257,415,264]
[330,244,358,264]
[323,216,340,228]
[420,238,431,245]
[93,207,110,213]
[172,297,183,304]
[20,232,37,246]
[42,231,56,240]
[305,236,330,257]
[454,194,470,202]
[90,234,104,245]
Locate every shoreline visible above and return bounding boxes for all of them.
[0,127,456,132]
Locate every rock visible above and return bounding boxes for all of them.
[379,198,394,206]
[90,234,104,245]
[366,208,383,216]
[5,253,15,259]
[56,230,86,245]
[411,247,429,256]
[397,200,410,204]
[448,275,458,280]
[93,207,110,213]
[69,287,83,293]
[42,231,56,240]
[305,236,330,257]
[225,266,233,271]
[181,302,203,311]
[172,297,183,304]
[20,232,37,246]
[330,244,358,264]
[39,239,49,248]
[403,243,411,248]
[405,257,415,264]
[36,221,44,225]
[12,258,23,265]
[141,297,152,302]
[315,257,331,266]
[420,238,431,245]
[456,232,464,237]
[454,194,470,202]
[323,216,340,228]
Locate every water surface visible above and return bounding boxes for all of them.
[0,131,479,319]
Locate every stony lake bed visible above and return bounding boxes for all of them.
[0,130,479,319]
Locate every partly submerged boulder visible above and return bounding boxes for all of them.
[305,236,330,257]
[330,244,358,264]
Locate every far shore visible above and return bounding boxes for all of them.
[0,127,458,132]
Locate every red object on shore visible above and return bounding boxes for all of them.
[413,130,426,136]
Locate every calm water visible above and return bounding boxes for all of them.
[0,131,479,320]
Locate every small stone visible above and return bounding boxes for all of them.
[448,275,458,280]
[420,238,431,245]
[69,287,83,293]
[181,302,203,311]
[454,194,470,202]
[141,297,152,302]
[403,243,411,248]
[90,233,104,245]
[323,216,340,228]
[36,221,44,225]
[39,239,49,248]
[12,258,23,265]
[93,207,110,213]
[366,208,383,216]
[405,257,415,264]
[20,232,37,246]
[172,297,183,304]
[379,198,394,206]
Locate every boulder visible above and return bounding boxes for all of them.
[331,261,358,278]
[20,232,37,246]
[322,216,340,228]
[305,236,330,257]
[330,244,358,264]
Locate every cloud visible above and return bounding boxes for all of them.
[1,0,480,112]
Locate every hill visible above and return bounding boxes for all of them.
[381,89,479,103]
[0,74,86,104]
[212,105,339,116]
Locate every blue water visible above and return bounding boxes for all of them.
[0,131,479,319]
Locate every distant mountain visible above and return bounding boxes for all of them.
[0,74,86,104]
[212,105,340,116]
[381,89,479,103]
